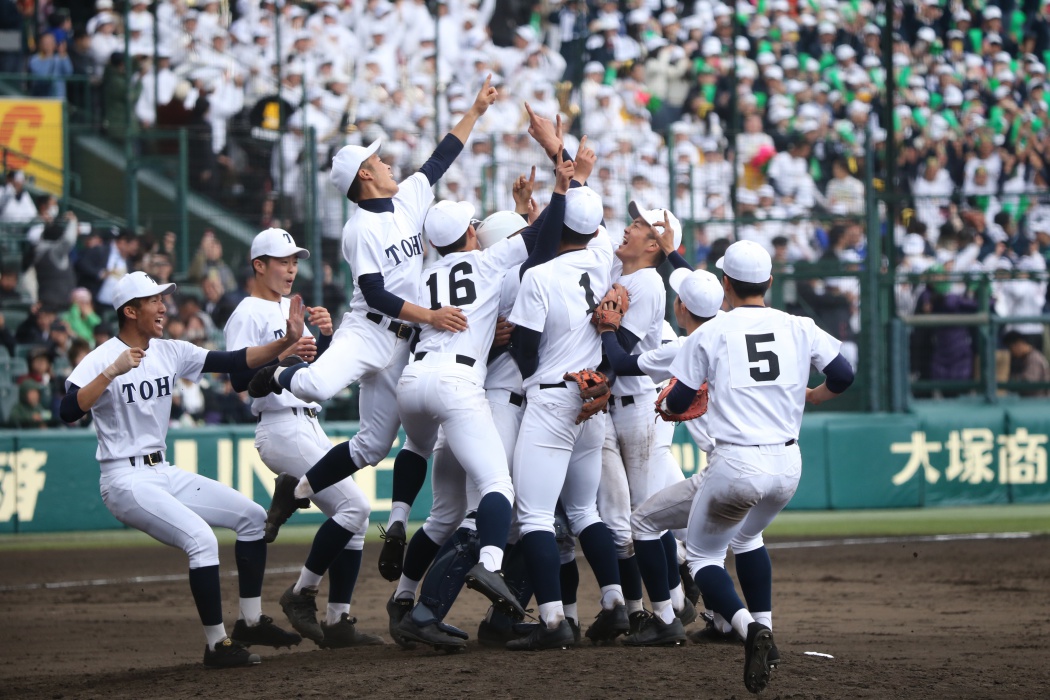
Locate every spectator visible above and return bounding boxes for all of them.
[75,227,138,308]
[0,170,37,223]
[1003,330,1050,397]
[91,321,114,348]
[14,303,57,345]
[917,266,981,387]
[27,31,72,98]
[188,230,236,291]
[17,345,53,410]
[199,272,236,329]
[0,265,27,304]
[46,318,71,358]
[60,287,100,344]
[25,207,78,310]
[59,337,92,426]
[825,158,865,216]
[7,379,50,429]
[0,310,15,356]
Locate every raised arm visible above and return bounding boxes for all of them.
[418,76,499,186]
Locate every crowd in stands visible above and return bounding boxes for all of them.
[2,0,1050,416]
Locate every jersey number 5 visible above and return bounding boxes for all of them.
[426,262,478,309]
[745,333,780,382]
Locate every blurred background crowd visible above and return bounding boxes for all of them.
[1,0,1049,428]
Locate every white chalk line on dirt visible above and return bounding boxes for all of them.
[0,532,1038,592]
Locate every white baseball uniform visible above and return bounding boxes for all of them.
[281,171,433,468]
[224,296,370,545]
[67,337,265,568]
[395,236,528,538]
[670,307,840,573]
[509,227,614,537]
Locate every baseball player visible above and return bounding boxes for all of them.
[223,228,382,649]
[249,79,499,582]
[389,154,576,648]
[664,240,855,693]
[59,271,304,668]
[505,185,628,651]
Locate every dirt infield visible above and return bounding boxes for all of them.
[1,535,1048,699]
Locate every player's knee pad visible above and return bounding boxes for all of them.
[416,526,479,620]
[184,525,220,569]
[730,533,765,555]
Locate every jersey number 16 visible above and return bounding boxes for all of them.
[426,262,478,309]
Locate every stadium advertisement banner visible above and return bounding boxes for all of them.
[1,413,1049,533]
[0,98,64,196]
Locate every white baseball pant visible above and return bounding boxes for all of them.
[99,460,265,569]
[685,443,801,577]
[255,409,369,547]
[597,417,633,557]
[631,473,702,541]
[513,385,605,538]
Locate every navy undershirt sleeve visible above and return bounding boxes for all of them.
[520,193,565,278]
[358,272,406,318]
[60,385,86,423]
[202,347,249,374]
[667,251,692,271]
[418,134,465,186]
[665,379,699,414]
[316,332,333,357]
[510,326,541,379]
[601,331,644,376]
[822,353,855,394]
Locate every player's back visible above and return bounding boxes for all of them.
[683,306,840,445]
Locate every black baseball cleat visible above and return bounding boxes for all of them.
[688,618,741,645]
[629,610,648,635]
[506,619,576,651]
[279,585,324,644]
[377,521,407,582]
[743,622,775,694]
[386,594,417,650]
[203,638,261,668]
[676,598,698,626]
[397,615,467,653]
[585,604,630,644]
[768,643,781,669]
[478,617,518,647]
[319,614,385,648]
[623,614,687,647]
[231,615,302,648]
[248,354,304,398]
[464,563,527,620]
[264,473,309,543]
[680,563,701,606]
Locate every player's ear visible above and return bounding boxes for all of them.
[357,166,374,182]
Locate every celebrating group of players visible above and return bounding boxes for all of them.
[63,78,855,695]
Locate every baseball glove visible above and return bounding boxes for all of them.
[591,284,630,333]
[564,370,611,424]
[654,378,709,422]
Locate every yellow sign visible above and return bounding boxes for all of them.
[0,98,64,196]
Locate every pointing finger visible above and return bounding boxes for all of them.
[579,135,588,153]
[524,101,534,119]
[529,165,536,184]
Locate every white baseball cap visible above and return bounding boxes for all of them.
[476,211,526,249]
[424,200,475,248]
[627,200,682,251]
[716,240,772,284]
[564,187,603,235]
[669,268,723,318]
[330,139,381,197]
[251,227,310,260]
[112,271,177,310]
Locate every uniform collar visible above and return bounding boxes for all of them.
[358,198,394,213]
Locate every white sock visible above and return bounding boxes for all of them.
[394,574,419,601]
[669,583,686,611]
[387,503,410,528]
[294,567,323,594]
[294,476,314,500]
[753,611,772,631]
[714,612,733,634]
[626,598,644,615]
[653,599,675,624]
[676,539,687,565]
[599,584,624,610]
[731,608,756,641]
[538,601,565,629]
[327,602,350,626]
[238,596,262,625]
[204,623,227,650]
[478,545,503,572]
[563,602,578,624]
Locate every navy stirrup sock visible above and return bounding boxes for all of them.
[694,565,746,623]
[391,449,429,507]
[304,518,355,578]
[476,492,512,552]
[306,442,359,493]
[661,531,682,588]
[188,565,223,626]
[521,530,561,605]
[734,546,772,613]
[327,547,362,605]
[234,539,266,598]
[635,538,671,603]
[577,522,620,589]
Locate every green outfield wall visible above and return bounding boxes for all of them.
[2,406,1049,533]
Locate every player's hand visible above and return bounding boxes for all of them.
[471,74,498,116]
[574,134,596,184]
[513,166,536,215]
[429,306,468,332]
[307,306,333,336]
[281,335,318,363]
[103,347,145,380]
[652,209,677,254]
[554,146,575,195]
[284,294,305,344]
[493,316,514,348]
[526,197,540,224]
[524,102,561,158]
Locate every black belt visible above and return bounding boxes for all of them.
[257,407,317,422]
[130,451,163,466]
[414,351,475,367]
[613,395,636,408]
[539,381,570,390]
[367,311,415,340]
[786,439,796,446]
[508,391,524,407]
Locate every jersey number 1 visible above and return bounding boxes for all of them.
[579,273,599,314]
[426,262,478,309]
[745,333,781,382]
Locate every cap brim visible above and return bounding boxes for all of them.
[627,200,644,222]
[668,267,690,293]
[715,257,725,270]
